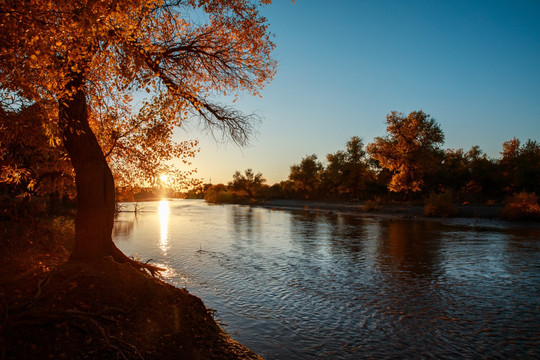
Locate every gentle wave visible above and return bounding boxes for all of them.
[115,199,540,359]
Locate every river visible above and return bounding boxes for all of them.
[113,199,540,359]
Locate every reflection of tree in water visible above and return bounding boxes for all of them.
[376,219,443,278]
[504,227,540,255]
[289,211,326,252]
[326,214,367,259]
[230,206,261,241]
[113,219,135,239]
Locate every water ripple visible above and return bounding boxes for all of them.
[115,200,540,359]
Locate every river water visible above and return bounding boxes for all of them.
[113,199,540,359]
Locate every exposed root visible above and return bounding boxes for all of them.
[111,243,165,277]
[7,307,144,360]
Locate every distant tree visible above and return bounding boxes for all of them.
[266,183,286,199]
[465,146,500,199]
[367,111,444,194]
[277,180,297,198]
[437,148,470,196]
[204,183,235,204]
[344,136,372,199]
[185,183,209,199]
[323,136,371,199]
[499,138,521,193]
[230,169,266,198]
[0,0,277,265]
[289,154,323,198]
[323,151,348,197]
[518,140,540,194]
[500,138,540,194]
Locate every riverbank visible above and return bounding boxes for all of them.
[253,199,540,229]
[256,199,501,219]
[0,218,262,360]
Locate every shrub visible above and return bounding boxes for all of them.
[424,192,458,217]
[501,192,540,220]
[204,189,234,204]
[363,199,379,212]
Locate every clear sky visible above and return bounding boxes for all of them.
[180,0,540,186]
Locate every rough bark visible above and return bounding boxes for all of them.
[58,74,164,274]
[58,74,116,260]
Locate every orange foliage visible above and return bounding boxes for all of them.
[367,111,444,193]
[501,192,540,220]
[0,0,278,190]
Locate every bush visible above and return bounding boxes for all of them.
[363,199,379,212]
[204,189,234,204]
[501,192,540,220]
[424,192,458,217]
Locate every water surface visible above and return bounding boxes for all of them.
[114,199,540,359]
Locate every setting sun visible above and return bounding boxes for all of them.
[159,174,168,183]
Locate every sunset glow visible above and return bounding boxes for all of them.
[158,200,169,254]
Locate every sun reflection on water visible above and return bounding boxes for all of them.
[158,200,170,254]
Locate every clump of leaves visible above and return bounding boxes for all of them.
[367,111,444,193]
[424,191,458,217]
[501,192,540,220]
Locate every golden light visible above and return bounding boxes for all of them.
[159,173,168,183]
[158,200,170,254]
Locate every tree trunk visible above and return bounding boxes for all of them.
[58,74,116,260]
[58,74,163,274]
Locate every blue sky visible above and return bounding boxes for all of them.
[185,0,540,185]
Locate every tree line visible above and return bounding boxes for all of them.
[193,111,540,212]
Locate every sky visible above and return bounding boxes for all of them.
[178,0,540,186]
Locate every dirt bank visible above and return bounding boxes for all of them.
[0,219,262,360]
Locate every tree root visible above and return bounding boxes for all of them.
[111,243,165,277]
[7,307,144,360]
[4,273,52,314]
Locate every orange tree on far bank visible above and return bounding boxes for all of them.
[0,0,277,264]
[367,111,445,195]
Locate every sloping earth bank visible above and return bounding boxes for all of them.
[0,218,262,360]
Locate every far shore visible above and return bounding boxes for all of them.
[257,199,501,218]
[251,199,539,228]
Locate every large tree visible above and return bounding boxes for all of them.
[0,0,277,264]
[367,111,444,194]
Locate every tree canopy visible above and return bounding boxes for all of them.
[230,168,266,198]
[323,136,371,199]
[0,0,276,184]
[367,111,444,193]
[0,0,278,262]
[289,154,323,198]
